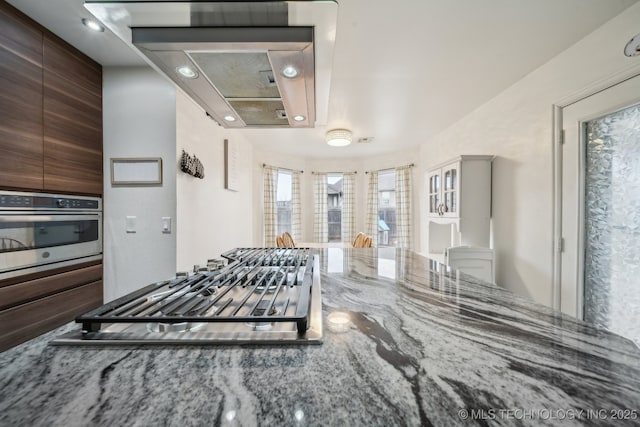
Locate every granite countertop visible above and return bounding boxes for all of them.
[1,248,639,426]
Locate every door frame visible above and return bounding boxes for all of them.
[551,64,640,313]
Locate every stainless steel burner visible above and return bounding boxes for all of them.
[147,322,206,333]
[145,289,215,332]
[245,300,280,331]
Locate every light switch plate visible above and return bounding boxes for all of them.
[126,216,136,233]
[162,217,171,234]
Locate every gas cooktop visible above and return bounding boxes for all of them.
[52,248,322,345]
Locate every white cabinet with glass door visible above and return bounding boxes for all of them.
[426,155,493,257]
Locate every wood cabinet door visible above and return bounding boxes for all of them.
[0,280,102,351]
[0,5,43,190]
[43,35,102,195]
[0,263,102,311]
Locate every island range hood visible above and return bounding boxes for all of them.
[85,1,338,128]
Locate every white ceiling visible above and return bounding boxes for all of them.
[9,0,639,159]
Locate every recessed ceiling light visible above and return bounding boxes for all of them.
[281,65,299,79]
[293,115,305,122]
[81,18,104,32]
[223,115,236,122]
[326,129,352,147]
[176,66,198,79]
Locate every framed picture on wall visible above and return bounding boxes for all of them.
[224,139,239,191]
[111,158,163,186]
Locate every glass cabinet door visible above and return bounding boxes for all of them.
[428,172,440,215]
[442,165,457,216]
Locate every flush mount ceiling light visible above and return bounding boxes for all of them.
[223,115,236,122]
[281,65,299,79]
[81,18,104,32]
[326,129,352,147]
[624,33,640,57]
[176,65,198,79]
[293,115,305,122]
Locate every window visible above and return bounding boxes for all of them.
[276,170,292,237]
[381,191,391,206]
[378,170,396,247]
[327,174,343,242]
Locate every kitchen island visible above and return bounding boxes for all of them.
[1,248,639,426]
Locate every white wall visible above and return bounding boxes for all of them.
[252,148,420,246]
[102,67,177,302]
[103,68,255,299]
[176,91,254,271]
[417,3,640,306]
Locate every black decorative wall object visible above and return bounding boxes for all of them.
[180,150,205,179]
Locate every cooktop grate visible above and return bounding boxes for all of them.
[77,248,314,335]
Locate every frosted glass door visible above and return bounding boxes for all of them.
[583,103,640,346]
[560,73,640,348]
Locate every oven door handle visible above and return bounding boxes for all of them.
[0,215,98,222]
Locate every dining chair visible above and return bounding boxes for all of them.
[1,238,27,250]
[282,231,296,248]
[352,232,366,248]
[276,235,285,248]
[445,246,495,284]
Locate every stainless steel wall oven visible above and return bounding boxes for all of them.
[0,191,102,280]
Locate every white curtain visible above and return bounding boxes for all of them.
[313,173,328,242]
[263,166,278,246]
[395,165,413,249]
[366,172,379,247]
[291,171,302,242]
[341,173,356,244]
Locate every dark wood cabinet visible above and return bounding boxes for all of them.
[44,36,103,195]
[0,280,103,351]
[0,3,105,352]
[0,4,44,190]
[43,35,102,195]
[0,2,103,196]
[0,262,103,352]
